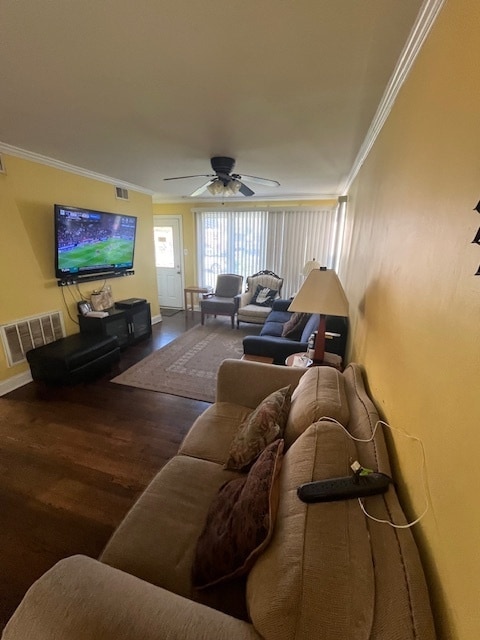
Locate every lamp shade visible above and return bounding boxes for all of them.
[302,259,320,276]
[288,268,349,317]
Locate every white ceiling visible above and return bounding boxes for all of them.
[0,0,431,202]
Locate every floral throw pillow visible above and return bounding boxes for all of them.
[192,439,284,590]
[225,386,291,471]
[250,285,278,307]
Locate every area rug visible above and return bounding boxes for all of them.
[111,323,260,402]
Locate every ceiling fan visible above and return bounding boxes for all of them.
[163,156,280,197]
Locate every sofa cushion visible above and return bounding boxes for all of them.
[250,285,278,307]
[100,456,242,599]
[225,386,291,471]
[178,402,253,465]
[284,367,349,448]
[281,312,310,340]
[192,439,284,589]
[246,422,374,640]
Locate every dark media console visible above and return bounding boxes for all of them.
[79,300,151,348]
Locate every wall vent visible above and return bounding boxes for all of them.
[0,311,65,367]
[115,186,129,200]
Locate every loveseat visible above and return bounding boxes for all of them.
[243,298,348,364]
[2,360,435,640]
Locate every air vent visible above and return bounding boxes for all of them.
[115,186,129,200]
[0,311,65,367]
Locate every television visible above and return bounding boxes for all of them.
[54,204,137,283]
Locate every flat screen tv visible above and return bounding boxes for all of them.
[54,204,137,282]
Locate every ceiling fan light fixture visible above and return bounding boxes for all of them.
[207,178,241,197]
[225,179,241,196]
[207,180,224,196]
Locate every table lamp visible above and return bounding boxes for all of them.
[288,267,349,363]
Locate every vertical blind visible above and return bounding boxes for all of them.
[194,204,344,297]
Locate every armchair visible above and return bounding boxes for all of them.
[200,274,243,329]
[236,270,283,328]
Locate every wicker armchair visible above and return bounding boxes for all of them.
[236,270,283,328]
[200,274,243,329]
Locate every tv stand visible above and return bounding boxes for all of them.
[57,270,135,287]
[79,300,151,348]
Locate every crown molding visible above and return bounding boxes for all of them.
[0,142,155,196]
[341,0,446,194]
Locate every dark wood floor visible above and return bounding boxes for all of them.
[0,310,209,630]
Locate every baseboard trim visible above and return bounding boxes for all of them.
[0,370,33,396]
[151,314,162,324]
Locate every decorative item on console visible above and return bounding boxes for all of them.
[90,285,114,311]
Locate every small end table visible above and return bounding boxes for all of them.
[241,354,275,364]
[285,351,342,370]
[184,286,212,316]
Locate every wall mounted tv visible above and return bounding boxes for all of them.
[54,204,137,285]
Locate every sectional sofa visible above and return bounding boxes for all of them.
[2,360,435,639]
[242,298,348,364]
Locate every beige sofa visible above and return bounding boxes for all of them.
[2,361,436,640]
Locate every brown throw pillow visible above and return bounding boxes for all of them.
[225,386,291,471]
[281,312,310,340]
[192,439,284,590]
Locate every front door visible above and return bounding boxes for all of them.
[153,216,184,309]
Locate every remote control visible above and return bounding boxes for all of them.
[297,472,392,503]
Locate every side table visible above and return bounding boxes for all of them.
[285,351,342,371]
[184,286,212,316]
[241,354,275,364]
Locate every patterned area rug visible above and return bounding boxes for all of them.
[111,322,260,402]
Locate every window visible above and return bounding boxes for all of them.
[195,204,344,296]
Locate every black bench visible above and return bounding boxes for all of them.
[26,333,120,384]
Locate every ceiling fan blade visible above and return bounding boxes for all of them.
[164,173,213,181]
[190,180,214,197]
[237,174,280,187]
[238,181,255,197]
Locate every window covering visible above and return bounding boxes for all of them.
[194,204,344,297]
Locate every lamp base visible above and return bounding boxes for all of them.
[312,315,327,363]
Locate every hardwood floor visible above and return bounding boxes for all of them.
[0,310,210,630]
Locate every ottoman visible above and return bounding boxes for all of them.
[26,333,120,384]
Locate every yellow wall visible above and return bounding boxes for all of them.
[0,154,158,383]
[342,1,480,637]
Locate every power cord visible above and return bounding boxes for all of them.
[319,416,429,529]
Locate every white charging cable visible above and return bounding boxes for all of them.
[319,417,429,529]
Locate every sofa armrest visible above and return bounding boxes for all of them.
[216,359,305,408]
[2,556,261,640]
[243,335,310,365]
[236,291,252,307]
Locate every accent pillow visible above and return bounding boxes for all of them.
[281,312,311,340]
[225,386,291,471]
[250,285,278,307]
[192,439,284,589]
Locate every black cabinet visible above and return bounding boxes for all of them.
[79,302,151,348]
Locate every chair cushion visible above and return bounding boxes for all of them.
[250,285,278,307]
[237,304,271,323]
[192,439,284,589]
[215,274,243,297]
